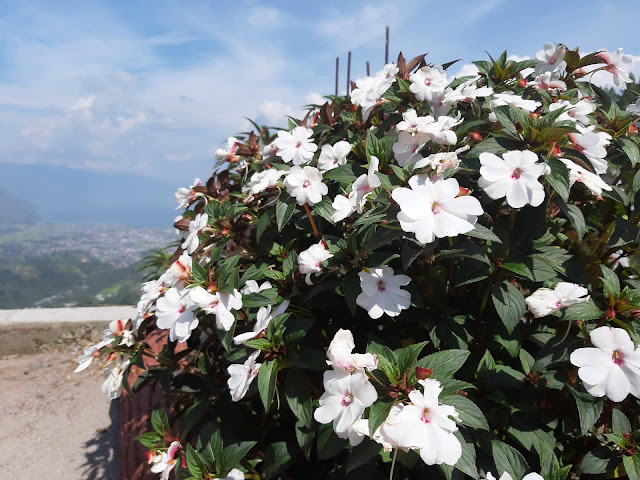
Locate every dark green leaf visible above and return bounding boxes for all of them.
[179,398,210,439]
[395,341,428,374]
[454,431,480,479]
[624,454,640,480]
[276,196,296,231]
[611,408,631,435]
[563,300,602,321]
[294,420,314,459]
[415,349,470,379]
[137,431,163,448]
[196,422,223,466]
[185,444,204,478]
[466,224,503,243]
[257,358,279,411]
[444,395,489,430]
[263,442,293,478]
[579,446,618,474]
[150,408,170,435]
[609,217,640,248]
[218,441,257,477]
[601,264,621,298]
[492,440,529,480]
[492,281,527,333]
[568,385,604,435]
[368,399,394,437]
[617,137,640,166]
[544,157,571,202]
[342,271,361,317]
[317,423,348,460]
[347,440,382,473]
[284,371,313,428]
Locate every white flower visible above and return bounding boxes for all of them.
[156,287,199,342]
[392,174,483,244]
[549,99,595,125]
[298,240,333,285]
[485,472,544,480]
[317,141,351,171]
[330,155,381,221]
[227,350,262,402]
[284,166,328,206]
[356,266,411,319]
[478,150,547,208]
[351,67,396,121]
[597,48,633,89]
[181,213,208,255]
[489,92,541,121]
[450,77,494,102]
[240,280,272,295]
[420,114,462,145]
[559,158,612,196]
[568,125,611,175]
[175,178,203,209]
[535,43,567,75]
[414,151,460,175]
[246,169,285,196]
[531,71,567,93]
[314,369,378,434]
[101,357,130,400]
[104,318,135,347]
[409,65,448,102]
[233,300,289,345]
[165,251,192,288]
[396,109,435,134]
[382,379,461,466]
[149,441,180,480]
[221,469,245,480]
[525,282,589,318]
[336,418,368,447]
[570,326,640,402]
[627,99,640,115]
[74,338,112,373]
[188,286,243,331]
[216,137,241,163]
[393,131,430,167]
[326,328,377,372]
[274,127,318,166]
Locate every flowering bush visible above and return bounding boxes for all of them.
[76,44,640,480]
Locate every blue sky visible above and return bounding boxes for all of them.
[1,0,639,225]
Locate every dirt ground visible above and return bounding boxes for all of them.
[0,349,119,479]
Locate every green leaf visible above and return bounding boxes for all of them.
[257,358,279,411]
[196,422,223,466]
[347,440,382,473]
[492,440,529,480]
[137,431,163,448]
[368,341,399,382]
[192,260,208,285]
[179,398,210,439]
[492,280,527,333]
[624,454,640,480]
[466,224,503,243]
[218,441,257,477]
[317,423,348,460]
[243,338,273,350]
[454,431,480,479]
[415,349,470,379]
[368,399,394,437]
[263,442,293,478]
[294,420,314,459]
[579,446,618,474]
[342,271,361,317]
[323,163,361,184]
[601,264,621,298]
[617,137,640,166]
[284,371,313,428]
[501,262,534,280]
[276,195,296,231]
[544,157,571,202]
[611,409,631,435]
[150,407,170,434]
[185,444,204,478]
[256,210,272,243]
[557,200,585,243]
[395,341,428,375]
[609,217,640,248]
[563,300,602,321]
[241,289,280,308]
[215,255,240,291]
[568,385,604,435]
[444,395,489,430]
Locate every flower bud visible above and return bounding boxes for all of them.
[529,112,542,121]
[415,367,432,380]
[629,124,638,135]
[518,78,527,88]
[573,68,587,78]
[458,186,471,196]
[469,130,482,142]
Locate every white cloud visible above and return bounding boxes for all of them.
[305,92,326,105]
[257,101,297,125]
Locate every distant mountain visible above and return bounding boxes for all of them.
[0,163,183,227]
[0,189,40,225]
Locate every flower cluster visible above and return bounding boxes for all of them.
[75,44,640,479]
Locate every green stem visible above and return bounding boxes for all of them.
[389,449,398,480]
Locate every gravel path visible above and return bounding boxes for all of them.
[0,349,119,479]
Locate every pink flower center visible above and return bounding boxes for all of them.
[421,408,431,423]
[432,201,442,214]
[178,305,185,314]
[302,180,310,188]
[511,168,522,179]
[295,141,302,149]
[612,350,624,365]
[377,280,386,292]
[425,79,432,86]
[342,394,354,406]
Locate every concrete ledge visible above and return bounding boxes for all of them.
[0,306,137,357]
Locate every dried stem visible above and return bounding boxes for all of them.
[304,203,321,239]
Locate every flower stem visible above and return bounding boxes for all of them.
[304,204,321,239]
[389,449,398,480]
